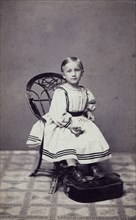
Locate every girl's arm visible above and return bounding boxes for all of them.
[85,89,96,121]
[48,88,72,127]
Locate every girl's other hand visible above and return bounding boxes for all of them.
[87,112,95,122]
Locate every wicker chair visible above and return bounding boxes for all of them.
[26,72,66,193]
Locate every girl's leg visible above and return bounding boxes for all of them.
[66,159,88,183]
[66,159,77,167]
[88,163,104,178]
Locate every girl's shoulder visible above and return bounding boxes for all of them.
[54,84,69,97]
[79,86,95,99]
[55,83,68,92]
[79,85,94,94]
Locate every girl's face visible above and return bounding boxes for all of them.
[62,61,83,86]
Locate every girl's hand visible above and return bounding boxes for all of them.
[87,111,95,122]
[70,127,84,137]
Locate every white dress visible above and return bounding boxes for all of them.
[27,84,111,164]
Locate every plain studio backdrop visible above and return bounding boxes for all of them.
[0,0,135,153]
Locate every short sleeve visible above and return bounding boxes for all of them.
[49,88,72,127]
[86,88,96,112]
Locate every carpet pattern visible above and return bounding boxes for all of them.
[0,151,136,220]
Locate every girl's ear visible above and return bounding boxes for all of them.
[62,72,66,79]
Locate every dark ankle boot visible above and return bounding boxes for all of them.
[68,166,88,183]
[88,163,104,179]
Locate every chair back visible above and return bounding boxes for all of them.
[26,72,65,119]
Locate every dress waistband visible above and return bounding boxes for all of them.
[68,111,84,117]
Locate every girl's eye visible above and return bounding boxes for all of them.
[67,69,72,73]
[65,68,80,73]
[75,69,80,72]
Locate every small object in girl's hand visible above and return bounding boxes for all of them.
[70,127,85,137]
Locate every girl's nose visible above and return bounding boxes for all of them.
[72,70,76,76]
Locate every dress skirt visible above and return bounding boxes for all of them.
[27,114,111,164]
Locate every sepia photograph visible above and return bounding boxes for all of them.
[0,0,135,219]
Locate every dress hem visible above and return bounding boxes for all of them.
[42,154,112,164]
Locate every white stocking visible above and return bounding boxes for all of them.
[66,159,77,167]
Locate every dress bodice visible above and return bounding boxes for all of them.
[59,85,88,112]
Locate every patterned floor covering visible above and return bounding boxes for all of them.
[0,151,136,220]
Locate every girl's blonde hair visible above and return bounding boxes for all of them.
[61,57,84,72]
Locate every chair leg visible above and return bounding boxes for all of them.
[29,144,43,177]
[29,161,42,177]
[48,163,59,194]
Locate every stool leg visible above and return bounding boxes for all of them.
[48,163,59,194]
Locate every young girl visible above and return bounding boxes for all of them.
[27,57,111,183]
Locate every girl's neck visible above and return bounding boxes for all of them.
[65,82,80,89]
